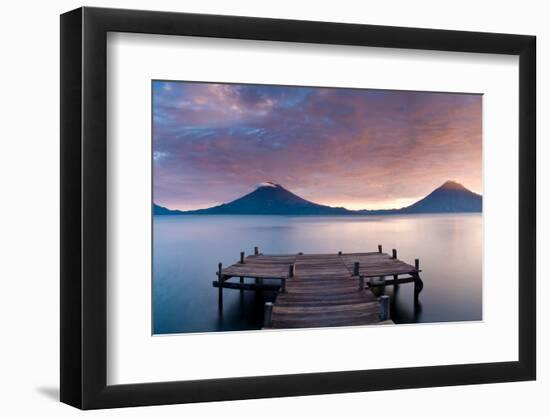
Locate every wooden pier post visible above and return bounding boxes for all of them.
[264,302,274,328]
[393,251,399,284]
[413,258,423,301]
[254,246,259,256]
[378,244,382,253]
[289,263,296,278]
[353,261,364,289]
[240,251,245,264]
[414,280,424,300]
[239,276,244,294]
[254,276,262,298]
[379,295,390,321]
[338,251,342,256]
[217,262,223,310]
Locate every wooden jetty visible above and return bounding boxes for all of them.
[213,245,423,329]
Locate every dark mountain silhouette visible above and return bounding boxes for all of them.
[153,180,482,215]
[168,182,349,215]
[401,180,482,213]
[153,203,183,215]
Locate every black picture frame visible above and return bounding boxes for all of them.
[60,6,536,410]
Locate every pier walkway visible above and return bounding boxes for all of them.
[213,246,423,329]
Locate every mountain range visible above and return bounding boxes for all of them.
[154,180,482,216]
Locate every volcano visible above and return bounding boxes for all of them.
[170,182,349,215]
[153,180,481,215]
[400,180,482,213]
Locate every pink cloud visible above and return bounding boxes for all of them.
[153,81,482,211]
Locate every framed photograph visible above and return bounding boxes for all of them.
[60,7,536,409]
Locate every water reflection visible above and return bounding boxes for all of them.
[153,214,482,334]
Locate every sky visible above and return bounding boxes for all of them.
[153,81,482,211]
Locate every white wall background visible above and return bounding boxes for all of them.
[0,0,545,415]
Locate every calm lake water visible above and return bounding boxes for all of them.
[153,214,482,334]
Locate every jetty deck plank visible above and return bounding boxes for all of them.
[217,251,421,329]
[220,266,291,279]
[220,254,297,279]
[342,253,418,277]
[270,253,382,329]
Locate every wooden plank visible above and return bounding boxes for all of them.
[273,302,378,314]
[271,316,381,328]
[341,253,418,277]
[212,281,282,291]
[273,304,379,319]
[220,265,291,279]
[269,252,384,329]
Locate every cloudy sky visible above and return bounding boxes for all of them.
[153,81,482,211]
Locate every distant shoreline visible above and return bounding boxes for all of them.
[153,211,482,216]
[154,181,482,216]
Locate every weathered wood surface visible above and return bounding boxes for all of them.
[220,254,298,279]
[221,252,418,280]
[269,253,382,329]
[213,281,282,291]
[342,253,419,277]
[217,251,421,329]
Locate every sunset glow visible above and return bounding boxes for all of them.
[153,81,482,211]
